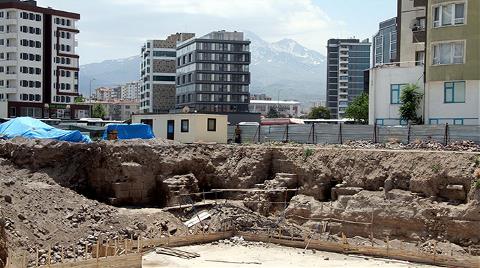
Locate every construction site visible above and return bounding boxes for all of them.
[0,138,479,267]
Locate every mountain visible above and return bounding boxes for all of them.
[79,56,141,96]
[79,32,326,103]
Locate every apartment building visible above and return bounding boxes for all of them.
[140,33,194,114]
[121,80,140,101]
[369,0,426,126]
[425,0,479,125]
[373,18,398,66]
[326,39,371,119]
[369,0,478,126]
[176,31,251,114]
[0,0,89,119]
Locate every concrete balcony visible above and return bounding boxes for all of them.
[0,86,17,94]
[339,47,349,52]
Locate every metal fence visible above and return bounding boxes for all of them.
[228,123,480,145]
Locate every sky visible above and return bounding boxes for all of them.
[38,0,397,65]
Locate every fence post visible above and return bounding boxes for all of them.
[285,124,289,143]
[312,123,316,144]
[339,123,343,145]
[444,123,449,145]
[373,122,377,143]
[407,123,411,144]
[257,125,261,143]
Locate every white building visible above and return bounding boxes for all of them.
[132,113,228,144]
[369,65,424,125]
[0,0,89,119]
[249,100,301,118]
[121,81,140,101]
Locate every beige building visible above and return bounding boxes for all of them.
[131,113,227,144]
[92,100,139,121]
[140,33,195,113]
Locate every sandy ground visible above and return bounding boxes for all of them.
[142,244,437,268]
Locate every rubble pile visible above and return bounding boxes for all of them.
[213,236,267,248]
[341,139,480,152]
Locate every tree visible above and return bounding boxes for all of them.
[92,104,106,119]
[399,84,423,124]
[74,95,85,103]
[266,107,280,118]
[345,93,369,124]
[308,106,331,119]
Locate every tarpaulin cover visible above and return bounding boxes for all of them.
[102,124,155,140]
[0,117,91,143]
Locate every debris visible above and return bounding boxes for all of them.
[155,247,200,259]
[184,211,211,228]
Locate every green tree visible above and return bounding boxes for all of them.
[399,84,423,124]
[74,95,85,103]
[266,107,280,118]
[92,104,106,119]
[308,106,331,119]
[345,93,369,124]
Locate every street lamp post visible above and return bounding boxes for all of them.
[89,78,96,101]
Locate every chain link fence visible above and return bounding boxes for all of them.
[228,123,479,145]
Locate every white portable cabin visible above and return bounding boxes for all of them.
[131,113,228,144]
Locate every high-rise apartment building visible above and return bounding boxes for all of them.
[175,31,251,114]
[0,0,89,119]
[140,33,194,114]
[121,80,140,101]
[373,18,398,66]
[326,39,371,119]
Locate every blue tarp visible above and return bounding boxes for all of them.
[102,124,155,140]
[0,117,91,143]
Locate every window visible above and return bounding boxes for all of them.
[433,3,465,27]
[153,75,175,82]
[433,41,464,65]
[390,84,406,104]
[444,81,465,103]
[454,119,464,125]
[181,119,189,132]
[415,51,425,66]
[207,118,216,131]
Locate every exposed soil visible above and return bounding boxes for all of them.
[0,138,480,265]
[0,218,6,268]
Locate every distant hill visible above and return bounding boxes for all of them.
[79,32,326,103]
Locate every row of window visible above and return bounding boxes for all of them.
[20,80,41,88]
[55,83,77,91]
[197,42,249,53]
[20,12,42,21]
[20,26,41,35]
[54,95,72,103]
[20,66,41,75]
[178,118,217,133]
[55,69,77,78]
[390,81,465,105]
[54,44,72,52]
[54,31,73,39]
[55,57,72,65]
[152,51,176,58]
[20,94,41,102]
[20,39,42,48]
[177,93,249,104]
[20,53,42,62]
[54,18,72,27]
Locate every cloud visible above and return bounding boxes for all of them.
[110,0,339,52]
